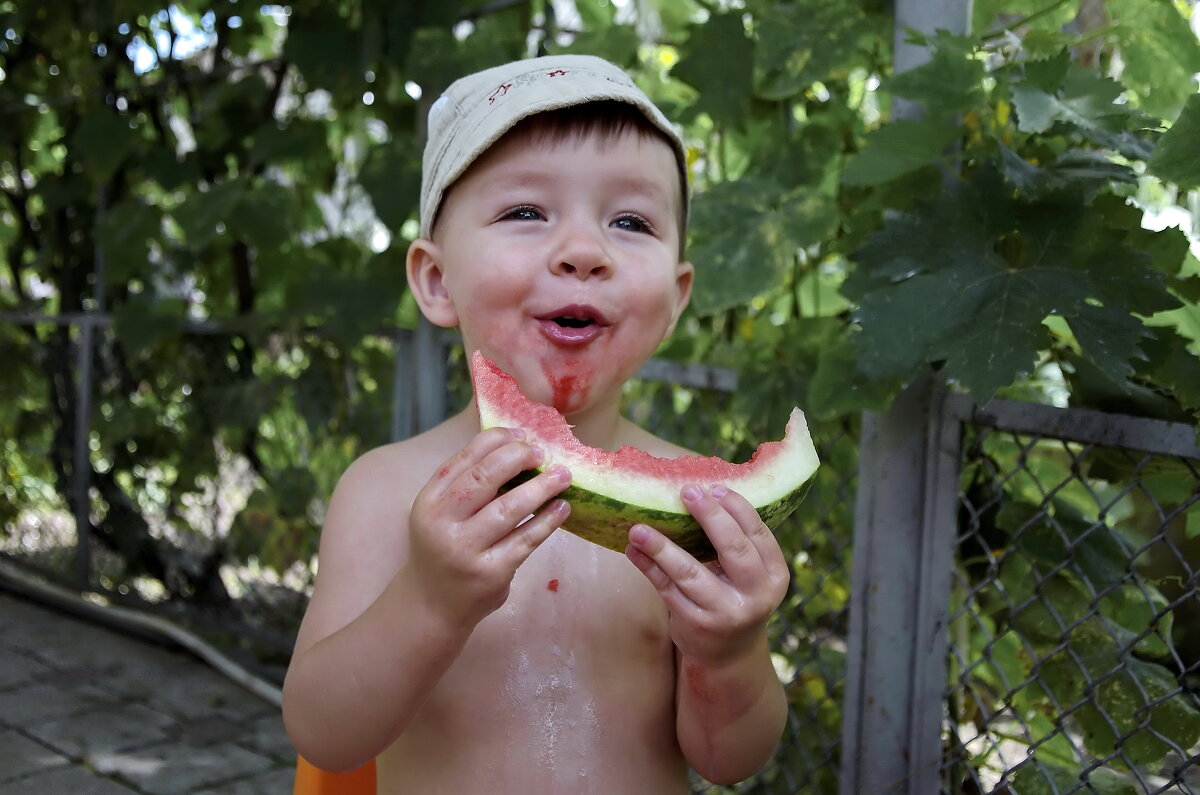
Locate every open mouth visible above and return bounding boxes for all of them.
[553,316,595,329]
[537,304,609,344]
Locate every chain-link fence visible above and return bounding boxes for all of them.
[943,401,1200,795]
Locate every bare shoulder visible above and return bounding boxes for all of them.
[292,411,477,651]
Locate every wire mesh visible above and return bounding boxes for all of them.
[941,424,1200,795]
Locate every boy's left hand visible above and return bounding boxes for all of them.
[625,484,790,665]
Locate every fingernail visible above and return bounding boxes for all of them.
[682,485,703,502]
[552,499,570,516]
[510,427,526,440]
[551,465,571,483]
[711,484,729,498]
[529,444,544,462]
[629,524,650,545]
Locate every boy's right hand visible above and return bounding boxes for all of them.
[407,427,572,625]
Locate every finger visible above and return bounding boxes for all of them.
[428,427,525,498]
[490,496,571,567]
[710,485,788,582]
[626,542,705,621]
[627,523,723,611]
[444,439,544,517]
[681,484,765,584]
[474,464,572,543]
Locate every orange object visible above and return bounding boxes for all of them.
[294,756,376,795]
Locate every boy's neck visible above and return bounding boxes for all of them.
[561,392,625,450]
[458,392,626,451]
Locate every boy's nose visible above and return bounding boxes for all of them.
[550,225,612,280]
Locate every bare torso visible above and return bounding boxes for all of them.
[376,529,688,794]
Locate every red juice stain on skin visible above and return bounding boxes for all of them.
[541,358,592,413]
[547,578,559,592]
[685,663,718,705]
[685,663,720,770]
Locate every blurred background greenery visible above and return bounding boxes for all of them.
[2,1,1198,790]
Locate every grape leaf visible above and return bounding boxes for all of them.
[283,8,362,92]
[113,295,186,356]
[687,178,837,315]
[883,33,982,118]
[96,198,163,282]
[1078,657,1200,765]
[1012,762,1138,795]
[1149,92,1200,190]
[72,109,142,183]
[1066,302,1148,380]
[672,13,755,127]
[754,0,870,100]
[1108,0,1200,121]
[847,171,1177,399]
[360,136,423,230]
[173,179,245,250]
[1010,61,1146,157]
[840,119,958,186]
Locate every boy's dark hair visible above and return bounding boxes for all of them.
[434,101,689,258]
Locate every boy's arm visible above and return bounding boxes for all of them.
[626,485,790,784]
[282,427,572,772]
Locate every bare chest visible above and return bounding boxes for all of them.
[379,532,685,791]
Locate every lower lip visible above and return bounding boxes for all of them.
[538,319,605,345]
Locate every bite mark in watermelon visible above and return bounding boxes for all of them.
[471,351,820,561]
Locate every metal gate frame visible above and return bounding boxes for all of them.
[841,378,1200,794]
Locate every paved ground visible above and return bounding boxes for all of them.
[0,590,297,794]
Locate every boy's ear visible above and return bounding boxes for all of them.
[666,260,694,336]
[406,238,459,328]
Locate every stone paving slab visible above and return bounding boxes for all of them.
[0,762,140,794]
[0,590,297,794]
[0,727,71,782]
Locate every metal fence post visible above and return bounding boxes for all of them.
[839,374,962,793]
[71,320,95,587]
[413,317,448,434]
[839,0,969,785]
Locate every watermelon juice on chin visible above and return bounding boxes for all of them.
[471,351,821,561]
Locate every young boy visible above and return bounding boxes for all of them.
[282,54,791,793]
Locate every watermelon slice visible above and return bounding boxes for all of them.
[471,351,819,561]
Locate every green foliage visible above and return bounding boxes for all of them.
[3,0,1199,789]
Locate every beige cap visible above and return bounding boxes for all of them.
[418,54,687,238]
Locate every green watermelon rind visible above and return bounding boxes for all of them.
[502,449,814,563]
[560,476,810,562]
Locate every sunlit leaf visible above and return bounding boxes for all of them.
[1108,0,1200,121]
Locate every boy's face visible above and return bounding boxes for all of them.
[408,128,693,417]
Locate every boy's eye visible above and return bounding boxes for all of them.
[502,206,544,222]
[612,214,652,234]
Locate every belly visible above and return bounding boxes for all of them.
[376,532,687,793]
